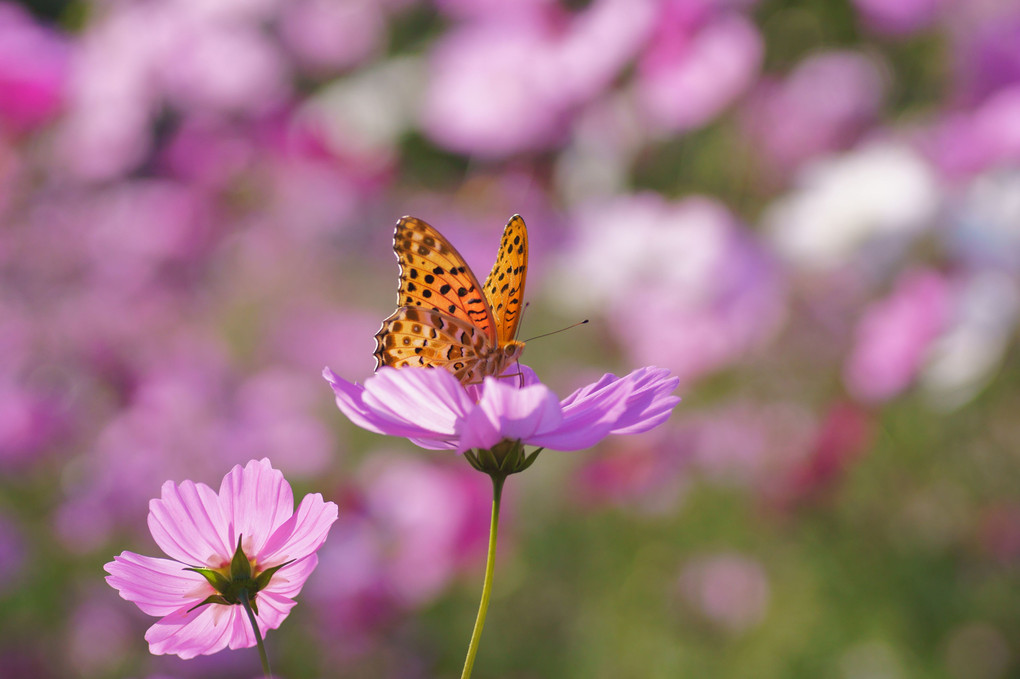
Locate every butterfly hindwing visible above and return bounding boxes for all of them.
[482,215,528,345]
[392,216,497,344]
[373,307,491,382]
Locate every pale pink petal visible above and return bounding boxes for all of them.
[407,435,459,450]
[258,492,338,566]
[324,367,465,440]
[529,380,630,450]
[362,367,474,436]
[218,458,294,559]
[226,603,256,650]
[457,379,562,453]
[104,552,211,616]
[605,368,682,434]
[263,554,319,599]
[145,604,238,659]
[253,590,299,631]
[147,479,230,567]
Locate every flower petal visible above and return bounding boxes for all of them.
[606,367,682,434]
[258,491,338,567]
[323,368,407,436]
[253,589,299,632]
[145,604,237,659]
[324,367,470,442]
[147,479,230,567]
[104,552,212,616]
[457,378,563,453]
[218,458,294,559]
[528,376,633,450]
[263,553,320,599]
[361,367,473,438]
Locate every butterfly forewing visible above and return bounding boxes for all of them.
[391,217,497,343]
[482,215,528,345]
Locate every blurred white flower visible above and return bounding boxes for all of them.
[920,271,1020,410]
[764,142,939,271]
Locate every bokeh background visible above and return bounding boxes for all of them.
[2,0,1020,677]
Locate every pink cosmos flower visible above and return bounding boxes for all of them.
[323,364,680,455]
[104,458,338,659]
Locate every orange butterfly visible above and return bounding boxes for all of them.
[373,215,528,385]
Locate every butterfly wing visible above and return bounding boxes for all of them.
[482,214,528,345]
[373,306,492,383]
[389,216,497,342]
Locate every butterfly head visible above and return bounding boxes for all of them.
[502,340,525,362]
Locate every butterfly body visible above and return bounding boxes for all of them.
[374,215,528,385]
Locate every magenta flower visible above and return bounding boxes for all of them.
[323,364,680,457]
[104,458,338,659]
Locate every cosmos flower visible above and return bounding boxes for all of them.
[104,458,338,659]
[323,364,680,456]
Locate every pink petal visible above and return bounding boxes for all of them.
[323,368,405,436]
[457,379,562,453]
[529,381,629,450]
[104,552,212,616]
[263,554,319,599]
[253,590,298,631]
[606,367,682,434]
[145,604,237,659]
[258,491,338,566]
[324,367,469,441]
[218,458,294,559]
[147,479,230,567]
[361,367,473,438]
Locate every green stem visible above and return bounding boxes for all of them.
[460,474,505,679]
[239,591,272,679]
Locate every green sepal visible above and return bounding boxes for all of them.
[464,439,542,479]
[184,567,231,592]
[254,559,295,591]
[230,535,253,580]
[244,589,259,616]
[518,447,544,472]
[186,594,231,613]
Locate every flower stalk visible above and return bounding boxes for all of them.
[461,471,505,679]
[240,590,272,679]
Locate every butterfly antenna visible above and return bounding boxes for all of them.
[514,301,531,342]
[522,319,589,343]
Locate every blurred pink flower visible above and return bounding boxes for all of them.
[307,455,494,651]
[361,456,491,604]
[924,86,1020,178]
[278,0,384,73]
[771,402,874,508]
[688,401,816,490]
[59,352,335,552]
[678,552,770,633]
[422,0,653,156]
[573,430,689,513]
[555,194,785,385]
[844,269,950,402]
[851,0,940,36]
[953,12,1020,106]
[635,4,762,133]
[742,51,886,175]
[104,458,338,659]
[324,364,679,453]
[435,0,554,20]
[0,2,69,133]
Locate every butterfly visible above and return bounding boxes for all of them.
[373,214,528,385]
